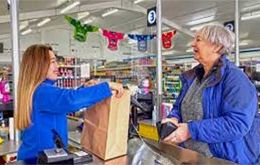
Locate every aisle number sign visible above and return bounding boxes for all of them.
[147,7,156,27]
[224,20,235,32]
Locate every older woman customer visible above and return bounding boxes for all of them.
[162,25,260,164]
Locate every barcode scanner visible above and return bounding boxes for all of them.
[156,121,178,141]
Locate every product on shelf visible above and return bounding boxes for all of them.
[0,66,12,103]
[0,78,11,104]
[56,57,82,89]
[162,64,186,104]
[160,102,173,118]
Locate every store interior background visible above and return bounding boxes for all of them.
[0,0,260,163]
[0,0,260,63]
[1,0,260,121]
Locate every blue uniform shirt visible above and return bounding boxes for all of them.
[17,79,112,160]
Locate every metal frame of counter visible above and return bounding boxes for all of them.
[1,131,236,165]
[68,131,235,165]
[4,130,235,164]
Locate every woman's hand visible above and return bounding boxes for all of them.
[163,123,191,144]
[84,79,99,87]
[108,82,124,98]
[161,117,179,126]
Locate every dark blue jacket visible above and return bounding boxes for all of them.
[168,56,260,164]
[17,79,112,160]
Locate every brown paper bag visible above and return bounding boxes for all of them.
[81,90,130,160]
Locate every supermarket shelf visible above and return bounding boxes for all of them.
[96,64,159,71]
[57,76,81,79]
[96,66,132,71]
[58,65,80,68]
[166,75,179,79]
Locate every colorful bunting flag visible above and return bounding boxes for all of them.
[102,29,124,51]
[65,16,99,42]
[162,30,176,49]
[128,34,156,52]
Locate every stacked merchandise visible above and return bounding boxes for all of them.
[162,64,184,104]
[56,57,81,89]
[0,66,12,104]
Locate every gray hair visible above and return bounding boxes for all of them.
[197,25,235,55]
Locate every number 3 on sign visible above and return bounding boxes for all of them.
[148,10,156,24]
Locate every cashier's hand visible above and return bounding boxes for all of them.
[109,82,124,98]
[84,79,99,87]
[163,123,191,144]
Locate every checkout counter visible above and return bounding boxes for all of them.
[3,131,235,164]
[67,131,235,165]
[0,107,235,164]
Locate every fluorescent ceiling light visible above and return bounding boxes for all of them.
[84,17,95,24]
[232,40,250,47]
[77,12,90,20]
[190,21,219,31]
[19,25,27,31]
[57,0,68,6]
[37,18,51,27]
[240,32,249,39]
[186,42,192,47]
[241,11,260,20]
[21,28,32,35]
[190,25,203,31]
[84,19,93,24]
[186,15,215,26]
[28,19,39,24]
[19,21,29,31]
[162,26,170,31]
[128,39,137,44]
[239,42,248,46]
[242,4,260,12]
[102,9,119,17]
[186,48,193,53]
[162,50,181,55]
[134,0,145,4]
[239,40,251,46]
[60,1,80,14]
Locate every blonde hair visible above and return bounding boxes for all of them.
[15,44,52,130]
[198,25,235,54]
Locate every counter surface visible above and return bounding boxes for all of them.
[8,131,235,164]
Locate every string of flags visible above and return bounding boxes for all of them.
[65,16,177,52]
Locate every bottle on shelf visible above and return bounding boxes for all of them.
[0,120,9,141]
[0,73,12,104]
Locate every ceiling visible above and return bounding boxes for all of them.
[1,0,260,56]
